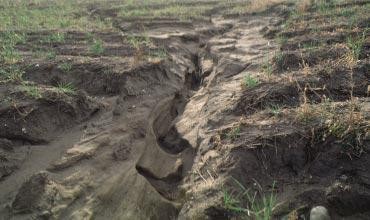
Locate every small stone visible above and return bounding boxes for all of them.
[310,206,330,220]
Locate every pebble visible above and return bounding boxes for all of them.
[310,206,330,220]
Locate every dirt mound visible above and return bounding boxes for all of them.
[0,84,100,143]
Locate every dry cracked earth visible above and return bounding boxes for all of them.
[0,0,369,219]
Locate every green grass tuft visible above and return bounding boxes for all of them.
[243,75,259,89]
[58,62,73,73]
[223,178,277,220]
[89,39,105,55]
[41,32,65,44]
[0,65,24,82]
[56,82,76,95]
[346,30,367,61]
[226,126,241,140]
[127,35,151,49]
[23,84,42,99]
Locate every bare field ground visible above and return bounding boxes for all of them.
[0,0,369,219]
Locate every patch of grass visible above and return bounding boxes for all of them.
[283,14,295,30]
[243,75,259,89]
[127,35,152,64]
[45,50,57,60]
[0,31,27,45]
[302,41,321,50]
[0,31,26,64]
[321,103,366,157]
[309,24,320,33]
[346,30,366,61]
[0,1,113,31]
[290,9,304,20]
[273,51,285,69]
[337,7,355,17]
[89,39,105,55]
[223,189,246,213]
[227,0,284,15]
[226,126,241,141]
[316,0,335,15]
[348,14,362,30]
[297,95,368,157]
[86,32,95,42]
[58,62,72,73]
[119,4,211,20]
[0,65,24,82]
[34,49,57,60]
[119,7,150,18]
[40,32,65,44]
[269,104,282,117]
[276,34,288,46]
[1,45,21,64]
[23,84,42,99]
[149,48,168,59]
[127,35,151,49]
[55,82,76,95]
[223,178,277,220]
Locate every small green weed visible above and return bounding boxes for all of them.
[23,84,42,99]
[302,41,321,50]
[346,30,366,61]
[348,16,361,29]
[34,49,57,60]
[337,7,354,17]
[45,50,57,60]
[276,34,288,46]
[274,51,285,70]
[226,126,241,140]
[223,189,247,213]
[41,32,65,44]
[90,39,104,55]
[243,75,259,88]
[316,0,334,15]
[58,62,72,73]
[223,178,277,220]
[127,35,151,49]
[1,45,21,64]
[0,65,24,82]
[269,104,282,117]
[0,31,26,45]
[56,82,76,95]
